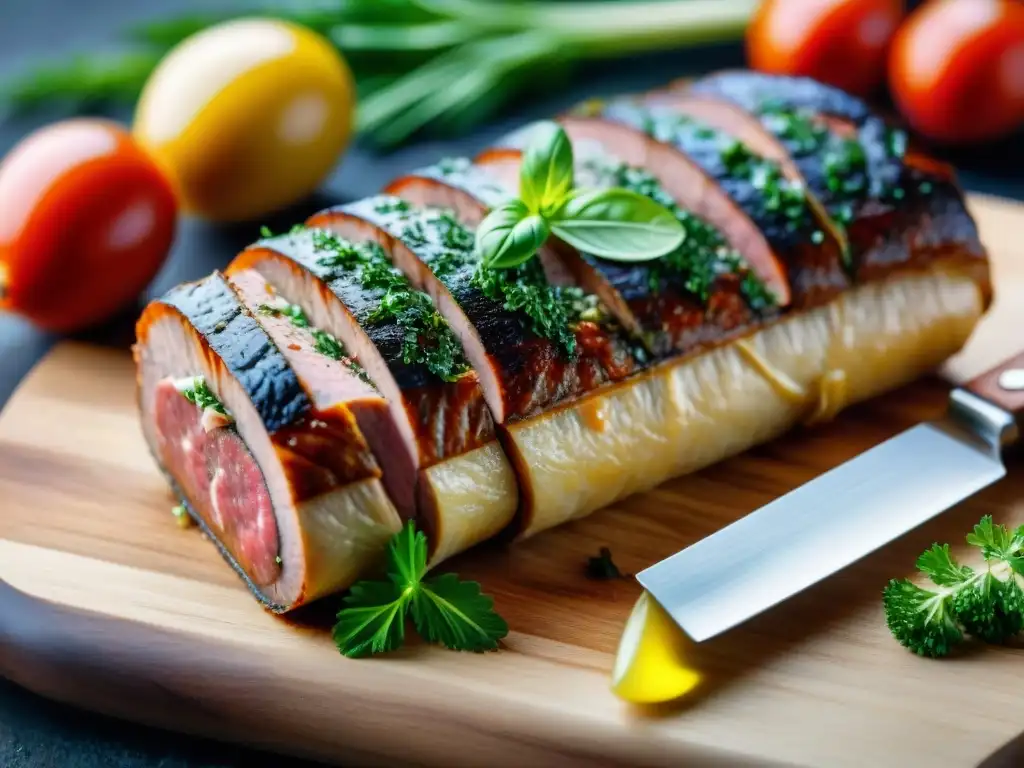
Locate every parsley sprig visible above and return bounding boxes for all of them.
[883,515,1024,658]
[311,231,470,382]
[175,375,228,416]
[333,522,508,657]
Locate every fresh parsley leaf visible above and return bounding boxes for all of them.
[966,515,1024,564]
[412,573,509,652]
[883,579,963,658]
[333,580,408,659]
[388,519,427,588]
[332,522,507,658]
[916,543,973,587]
[953,572,1024,644]
[884,515,1024,657]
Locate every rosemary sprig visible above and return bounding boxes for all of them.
[0,0,755,149]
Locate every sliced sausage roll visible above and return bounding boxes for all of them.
[586,99,850,305]
[228,229,519,565]
[134,272,402,611]
[135,70,997,611]
[306,196,644,536]
[683,71,988,288]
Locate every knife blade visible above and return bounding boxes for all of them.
[637,352,1024,643]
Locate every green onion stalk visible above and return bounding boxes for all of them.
[0,0,756,148]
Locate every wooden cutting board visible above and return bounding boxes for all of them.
[2,194,1024,768]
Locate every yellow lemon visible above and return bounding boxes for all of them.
[610,591,702,704]
[133,18,354,222]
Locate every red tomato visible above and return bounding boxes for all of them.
[746,0,905,97]
[889,0,1024,144]
[0,119,177,332]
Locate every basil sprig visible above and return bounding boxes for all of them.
[475,121,685,269]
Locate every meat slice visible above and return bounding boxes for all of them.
[685,70,903,194]
[227,229,518,561]
[474,133,768,357]
[225,268,403,499]
[544,113,793,308]
[682,71,986,287]
[595,99,850,306]
[636,90,847,253]
[135,272,402,611]
[306,196,640,423]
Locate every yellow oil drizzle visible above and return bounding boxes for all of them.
[803,316,849,426]
[734,338,808,404]
[735,338,849,426]
[804,368,849,425]
[610,591,701,704]
[578,398,607,433]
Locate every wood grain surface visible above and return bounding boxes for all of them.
[1,195,1024,768]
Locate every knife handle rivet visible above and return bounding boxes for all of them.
[997,369,1024,391]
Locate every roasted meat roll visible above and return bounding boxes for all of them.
[136,70,994,611]
[228,228,519,565]
[306,196,645,533]
[134,272,402,611]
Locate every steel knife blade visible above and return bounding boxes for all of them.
[637,352,1024,643]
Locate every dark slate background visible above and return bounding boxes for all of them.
[0,1,1022,766]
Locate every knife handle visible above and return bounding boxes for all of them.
[967,351,1024,417]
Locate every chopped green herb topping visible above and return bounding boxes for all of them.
[311,329,344,360]
[312,231,470,382]
[886,128,908,160]
[436,157,471,177]
[175,375,228,416]
[373,198,411,216]
[366,203,589,358]
[718,138,811,229]
[472,259,583,357]
[634,109,811,234]
[257,297,363,378]
[432,209,476,252]
[258,300,309,328]
[822,138,868,196]
[758,106,830,155]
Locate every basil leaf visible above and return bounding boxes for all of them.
[549,188,685,262]
[518,121,575,217]
[475,201,551,269]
